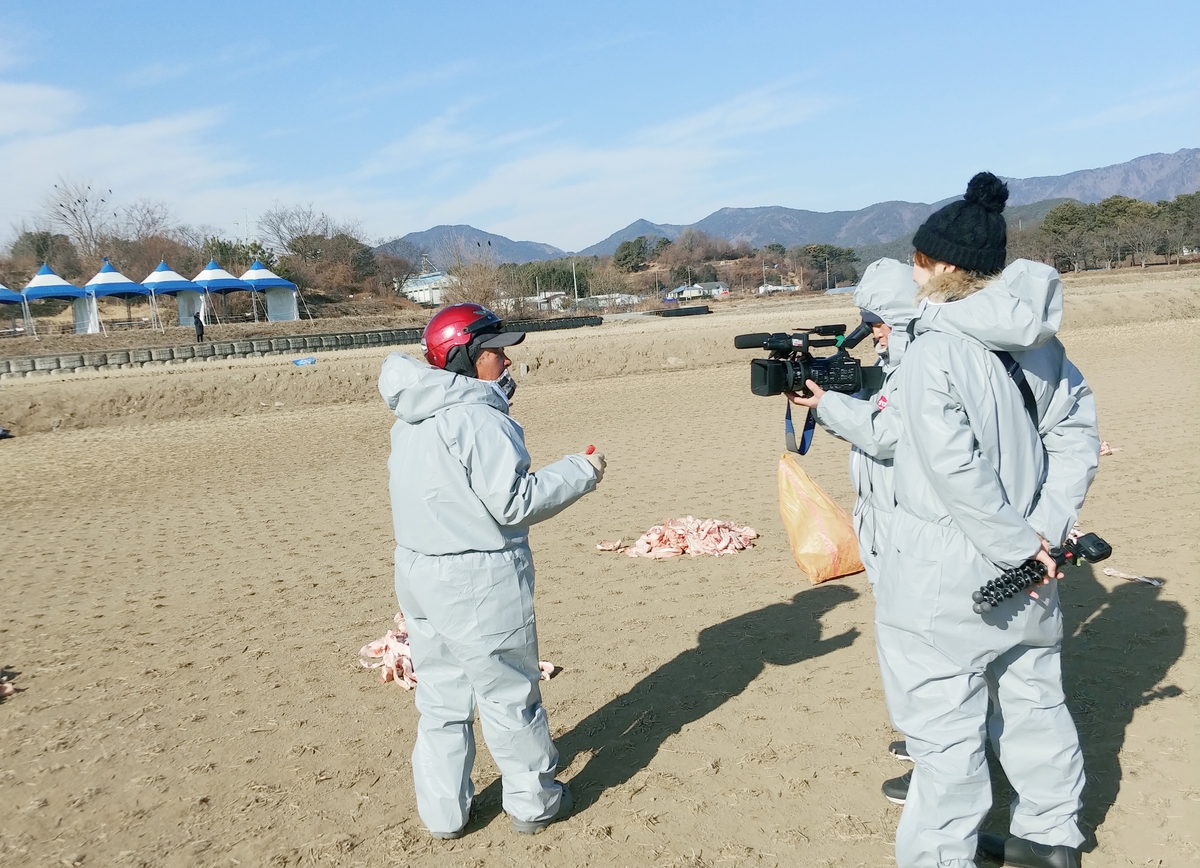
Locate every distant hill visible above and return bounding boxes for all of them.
[374,224,565,266]
[577,219,686,258]
[376,149,1199,263]
[852,199,1078,266]
[1003,148,1199,205]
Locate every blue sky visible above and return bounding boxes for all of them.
[1,0,1196,251]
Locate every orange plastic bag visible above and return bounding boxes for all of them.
[777,452,864,583]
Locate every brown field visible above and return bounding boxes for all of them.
[0,268,1196,867]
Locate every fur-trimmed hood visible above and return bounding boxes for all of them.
[910,259,1063,352]
[916,269,994,303]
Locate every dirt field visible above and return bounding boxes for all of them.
[1,268,1196,867]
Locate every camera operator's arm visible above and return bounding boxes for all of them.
[788,379,901,460]
[820,386,900,460]
[1025,359,1100,547]
[900,340,1042,569]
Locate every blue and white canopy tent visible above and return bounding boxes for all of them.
[142,261,204,329]
[239,260,301,321]
[193,260,253,323]
[86,258,149,327]
[0,282,30,337]
[23,264,94,336]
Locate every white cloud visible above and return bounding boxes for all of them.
[370,85,831,249]
[0,72,832,251]
[0,81,81,137]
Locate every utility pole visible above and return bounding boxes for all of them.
[572,261,579,303]
[825,256,831,290]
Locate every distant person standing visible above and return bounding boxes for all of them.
[193,312,205,342]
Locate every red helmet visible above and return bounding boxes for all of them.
[421,303,524,374]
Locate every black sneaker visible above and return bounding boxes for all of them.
[976,833,1081,868]
[511,782,573,834]
[888,740,913,762]
[882,769,911,805]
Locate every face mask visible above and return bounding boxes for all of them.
[493,369,517,402]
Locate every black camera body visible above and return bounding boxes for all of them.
[734,324,883,397]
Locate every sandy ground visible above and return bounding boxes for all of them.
[0,269,1196,867]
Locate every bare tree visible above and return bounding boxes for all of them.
[170,223,223,250]
[120,199,176,240]
[258,203,327,253]
[43,178,116,255]
[257,203,365,254]
[440,235,500,307]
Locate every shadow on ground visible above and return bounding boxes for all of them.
[983,564,1186,850]
[467,582,859,827]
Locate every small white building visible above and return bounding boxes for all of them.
[667,281,728,301]
[400,271,460,306]
[494,292,570,314]
[583,293,641,310]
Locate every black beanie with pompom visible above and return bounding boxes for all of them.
[912,172,1009,274]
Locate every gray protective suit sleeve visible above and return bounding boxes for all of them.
[381,352,596,555]
[1024,359,1099,546]
[898,342,1042,568]
[445,407,597,528]
[815,389,900,460]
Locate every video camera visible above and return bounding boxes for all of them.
[972,533,1112,614]
[734,322,883,398]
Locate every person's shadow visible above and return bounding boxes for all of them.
[468,582,859,824]
[982,564,1185,851]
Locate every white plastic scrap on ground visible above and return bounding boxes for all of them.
[598,516,758,559]
[1101,568,1164,587]
[360,612,555,689]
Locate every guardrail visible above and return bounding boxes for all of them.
[0,316,603,379]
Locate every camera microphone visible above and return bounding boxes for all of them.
[733,333,772,349]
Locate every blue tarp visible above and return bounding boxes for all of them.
[23,264,87,300]
[240,259,297,290]
[142,260,202,295]
[87,258,149,299]
[194,259,253,294]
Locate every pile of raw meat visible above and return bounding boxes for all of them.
[360,612,418,689]
[360,611,556,689]
[598,516,758,559]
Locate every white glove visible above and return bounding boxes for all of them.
[583,450,606,483]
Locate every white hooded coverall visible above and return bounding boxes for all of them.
[876,260,1099,867]
[379,353,598,834]
[813,258,918,584]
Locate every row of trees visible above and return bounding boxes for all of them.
[0,181,423,319]
[610,230,859,291]
[9,180,1189,324]
[1008,193,1198,273]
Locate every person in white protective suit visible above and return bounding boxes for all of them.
[876,173,1099,868]
[789,257,919,584]
[786,257,920,774]
[378,302,605,839]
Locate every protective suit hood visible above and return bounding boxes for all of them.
[853,258,919,370]
[912,259,1062,353]
[379,352,510,423]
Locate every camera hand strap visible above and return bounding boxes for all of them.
[993,351,1039,431]
[784,403,817,455]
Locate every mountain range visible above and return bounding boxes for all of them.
[375,148,1199,264]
